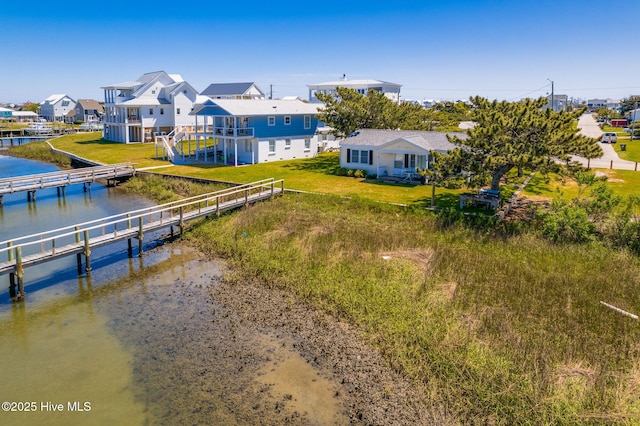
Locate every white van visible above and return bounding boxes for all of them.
[601,132,617,143]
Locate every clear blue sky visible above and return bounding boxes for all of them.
[1,0,638,104]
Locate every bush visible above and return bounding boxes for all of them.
[353,169,366,178]
[536,200,595,243]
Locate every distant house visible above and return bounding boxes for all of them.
[630,108,640,122]
[102,71,198,143]
[308,76,402,103]
[547,94,568,111]
[190,98,319,166]
[200,82,265,99]
[587,99,607,110]
[0,107,12,119]
[39,94,76,122]
[10,111,38,122]
[73,99,104,123]
[339,129,461,179]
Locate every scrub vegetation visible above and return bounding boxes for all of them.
[180,192,640,424]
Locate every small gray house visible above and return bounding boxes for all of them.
[339,129,463,179]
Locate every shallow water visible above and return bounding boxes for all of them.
[0,156,347,425]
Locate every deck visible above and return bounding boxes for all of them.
[1,178,284,300]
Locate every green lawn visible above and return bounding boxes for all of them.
[44,132,640,206]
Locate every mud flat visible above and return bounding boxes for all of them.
[104,244,438,425]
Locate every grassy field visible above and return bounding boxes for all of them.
[181,191,640,424]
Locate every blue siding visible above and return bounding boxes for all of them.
[251,114,317,138]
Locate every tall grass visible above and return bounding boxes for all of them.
[6,141,72,168]
[184,192,640,424]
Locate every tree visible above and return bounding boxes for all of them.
[446,96,602,190]
[620,96,640,114]
[315,87,435,137]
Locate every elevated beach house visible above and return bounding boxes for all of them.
[307,76,402,103]
[339,129,461,179]
[189,98,320,166]
[39,94,76,122]
[102,71,198,143]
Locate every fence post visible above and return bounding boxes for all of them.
[179,206,184,234]
[7,241,13,262]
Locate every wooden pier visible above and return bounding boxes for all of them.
[0,178,284,301]
[0,163,136,204]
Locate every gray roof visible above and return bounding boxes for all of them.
[192,99,319,116]
[201,82,262,97]
[341,129,465,151]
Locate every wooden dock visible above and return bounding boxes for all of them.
[0,163,136,204]
[0,178,284,301]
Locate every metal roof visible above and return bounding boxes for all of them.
[308,79,402,88]
[200,82,263,97]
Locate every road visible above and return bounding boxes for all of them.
[572,113,638,170]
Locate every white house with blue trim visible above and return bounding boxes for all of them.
[39,94,76,122]
[190,98,320,166]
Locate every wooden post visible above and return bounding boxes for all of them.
[587,158,590,170]
[137,216,144,257]
[610,160,613,169]
[635,162,638,172]
[83,230,91,273]
[179,206,184,234]
[15,246,24,300]
[216,197,220,217]
[127,238,133,257]
[7,241,13,262]
[76,253,83,275]
[9,273,16,300]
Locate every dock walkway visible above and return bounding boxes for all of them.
[0,163,136,204]
[0,178,283,300]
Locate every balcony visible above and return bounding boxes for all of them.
[211,127,254,139]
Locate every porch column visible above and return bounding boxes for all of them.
[195,115,199,160]
[234,139,238,167]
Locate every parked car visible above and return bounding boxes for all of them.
[601,132,617,143]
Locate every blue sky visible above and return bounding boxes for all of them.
[1,0,638,104]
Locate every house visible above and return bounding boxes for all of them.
[39,94,76,122]
[73,99,104,123]
[190,98,319,166]
[102,71,198,143]
[339,129,462,179]
[200,82,265,99]
[547,94,568,111]
[308,76,402,103]
[0,107,12,120]
[587,99,607,111]
[630,108,640,122]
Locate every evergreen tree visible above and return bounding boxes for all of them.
[447,97,602,190]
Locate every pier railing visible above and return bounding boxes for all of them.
[0,178,284,299]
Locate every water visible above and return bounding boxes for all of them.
[0,155,347,425]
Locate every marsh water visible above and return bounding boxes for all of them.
[0,155,346,425]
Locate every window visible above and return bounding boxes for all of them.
[268,139,276,153]
[304,137,310,150]
[348,149,371,164]
[284,116,291,125]
[61,100,70,107]
[160,108,164,115]
[285,139,291,149]
[304,115,311,129]
[149,108,153,115]
[176,108,181,115]
[268,116,275,126]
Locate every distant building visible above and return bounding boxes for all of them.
[547,94,568,111]
[39,94,76,122]
[102,71,198,143]
[587,98,607,110]
[307,76,402,103]
[73,99,104,123]
[200,82,265,100]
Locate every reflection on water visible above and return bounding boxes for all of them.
[0,156,347,424]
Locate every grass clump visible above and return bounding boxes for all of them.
[182,192,640,424]
[6,140,72,168]
[119,174,232,205]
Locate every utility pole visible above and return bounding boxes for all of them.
[547,78,554,111]
[632,100,638,141]
[269,84,273,100]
